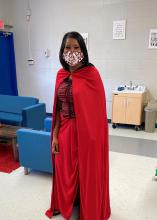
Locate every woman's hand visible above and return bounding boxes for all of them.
[52,136,59,154]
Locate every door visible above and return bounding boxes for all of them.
[112,94,126,123]
[125,96,142,125]
[0,31,18,95]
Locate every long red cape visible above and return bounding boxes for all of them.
[46,66,111,220]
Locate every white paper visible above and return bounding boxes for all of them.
[81,33,88,49]
[148,29,157,49]
[113,20,126,40]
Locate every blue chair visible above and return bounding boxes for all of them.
[0,94,46,130]
[44,117,52,132]
[17,117,52,174]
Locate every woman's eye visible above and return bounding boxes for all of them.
[65,46,70,49]
[65,46,79,50]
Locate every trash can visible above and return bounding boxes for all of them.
[145,101,157,132]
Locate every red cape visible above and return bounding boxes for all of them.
[46,66,111,220]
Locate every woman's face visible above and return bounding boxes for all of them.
[64,38,82,53]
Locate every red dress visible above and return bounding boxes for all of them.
[45,65,111,220]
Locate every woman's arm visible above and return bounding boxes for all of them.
[52,101,61,154]
[53,110,60,138]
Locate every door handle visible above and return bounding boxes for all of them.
[127,99,129,107]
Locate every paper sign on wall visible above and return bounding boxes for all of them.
[148,29,157,49]
[81,33,88,49]
[113,20,126,40]
[0,20,4,29]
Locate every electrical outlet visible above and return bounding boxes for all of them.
[27,58,34,65]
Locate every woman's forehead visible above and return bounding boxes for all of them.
[65,38,79,45]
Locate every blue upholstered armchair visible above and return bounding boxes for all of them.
[0,95,46,130]
[17,117,52,174]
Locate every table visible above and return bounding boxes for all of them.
[0,124,21,161]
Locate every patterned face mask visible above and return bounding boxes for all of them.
[63,51,84,67]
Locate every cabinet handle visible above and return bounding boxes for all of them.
[127,99,129,107]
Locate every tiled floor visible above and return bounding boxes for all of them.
[109,152,157,220]
[0,125,157,220]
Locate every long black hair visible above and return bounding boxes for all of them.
[59,31,89,71]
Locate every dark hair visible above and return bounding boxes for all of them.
[59,31,89,70]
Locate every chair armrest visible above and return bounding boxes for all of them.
[22,103,46,130]
[17,128,52,173]
[44,117,52,132]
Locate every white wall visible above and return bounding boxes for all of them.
[3,0,157,116]
[0,0,13,22]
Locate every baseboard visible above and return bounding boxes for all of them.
[109,135,157,158]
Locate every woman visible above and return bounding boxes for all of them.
[45,31,111,220]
